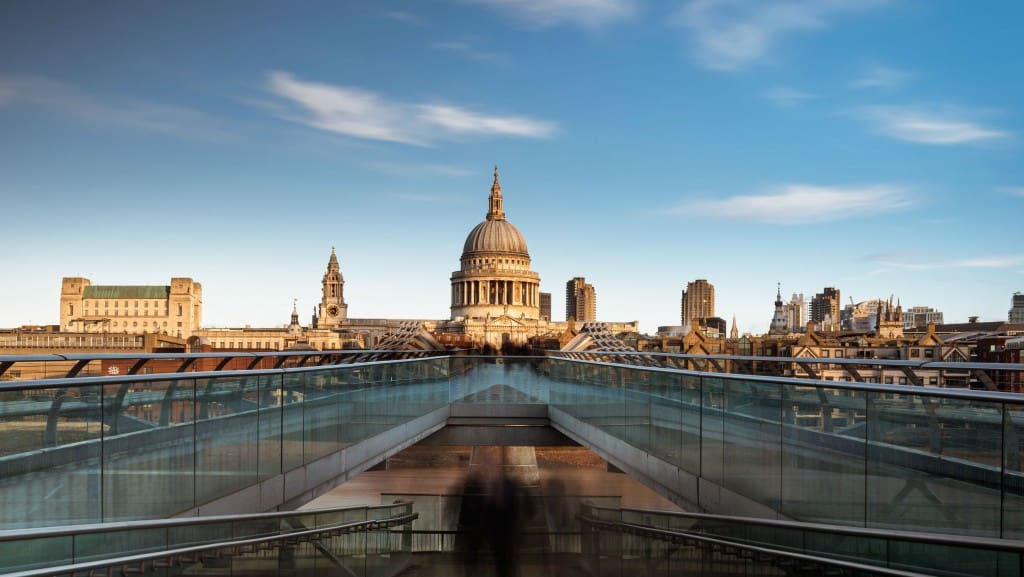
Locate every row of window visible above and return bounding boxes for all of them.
[467,258,528,269]
[71,303,186,317]
[814,374,941,385]
[215,341,281,350]
[90,310,168,317]
[84,300,164,308]
[0,335,144,347]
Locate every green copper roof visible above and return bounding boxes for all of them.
[83,286,171,299]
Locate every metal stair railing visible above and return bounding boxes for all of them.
[1,511,418,577]
[580,504,1024,577]
[579,509,936,577]
[0,502,415,575]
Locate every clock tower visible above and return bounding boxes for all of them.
[316,247,347,327]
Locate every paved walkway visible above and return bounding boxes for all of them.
[303,463,683,511]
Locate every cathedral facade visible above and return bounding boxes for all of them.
[441,167,550,348]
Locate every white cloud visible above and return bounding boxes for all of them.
[675,0,890,71]
[868,255,1024,271]
[0,75,227,139]
[854,65,910,89]
[763,86,815,107]
[266,71,558,146]
[433,41,510,64]
[997,186,1024,197]
[670,183,913,224]
[367,161,475,178]
[862,106,1009,145]
[463,0,638,29]
[382,10,422,24]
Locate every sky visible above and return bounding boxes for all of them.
[1,0,1022,335]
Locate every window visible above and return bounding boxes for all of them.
[910,348,920,358]
[835,350,844,358]
[884,377,893,384]
[929,376,938,385]
[822,350,830,358]
[924,349,934,358]
[177,304,183,316]
[133,321,138,327]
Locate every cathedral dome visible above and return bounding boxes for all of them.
[450,166,541,328]
[462,219,529,257]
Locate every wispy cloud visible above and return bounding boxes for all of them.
[367,161,475,178]
[0,75,227,139]
[382,10,423,24]
[669,183,914,224]
[675,0,890,71]
[997,186,1024,197]
[763,86,815,107]
[433,40,510,64]
[265,71,558,146]
[861,105,1009,145]
[463,0,638,30]
[866,254,1024,271]
[853,65,910,89]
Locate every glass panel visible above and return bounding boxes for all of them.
[781,384,867,525]
[280,372,304,471]
[257,373,283,480]
[722,378,782,505]
[0,383,103,528]
[103,378,196,520]
[195,375,259,504]
[0,535,73,572]
[867,392,1002,536]
[700,376,726,485]
[621,369,651,452]
[889,541,1007,577]
[647,371,683,467]
[74,526,168,562]
[303,370,342,463]
[1004,404,1024,540]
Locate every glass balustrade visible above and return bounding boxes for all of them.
[2,353,1024,544]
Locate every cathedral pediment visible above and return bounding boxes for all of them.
[484,314,527,329]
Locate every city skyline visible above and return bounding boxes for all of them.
[1,1,1022,334]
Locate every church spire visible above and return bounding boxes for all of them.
[487,164,505,221]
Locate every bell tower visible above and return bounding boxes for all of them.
[316,247,347,327]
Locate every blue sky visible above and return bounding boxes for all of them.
[1,0,1022,334]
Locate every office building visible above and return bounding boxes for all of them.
[810,287,841,331]
[566,277,597,322]
[1010,292,1024,323]
[681,279,714,325]
[60,276,202,338]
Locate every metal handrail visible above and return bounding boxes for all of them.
[548,350,1024,372]
[549,355,1024,403]
[2,510,418,577]
[579,512,934,577]
[0,349,438,363]
[0,354,449,391]
[585,504,1024,553]
[0,502,412,542]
